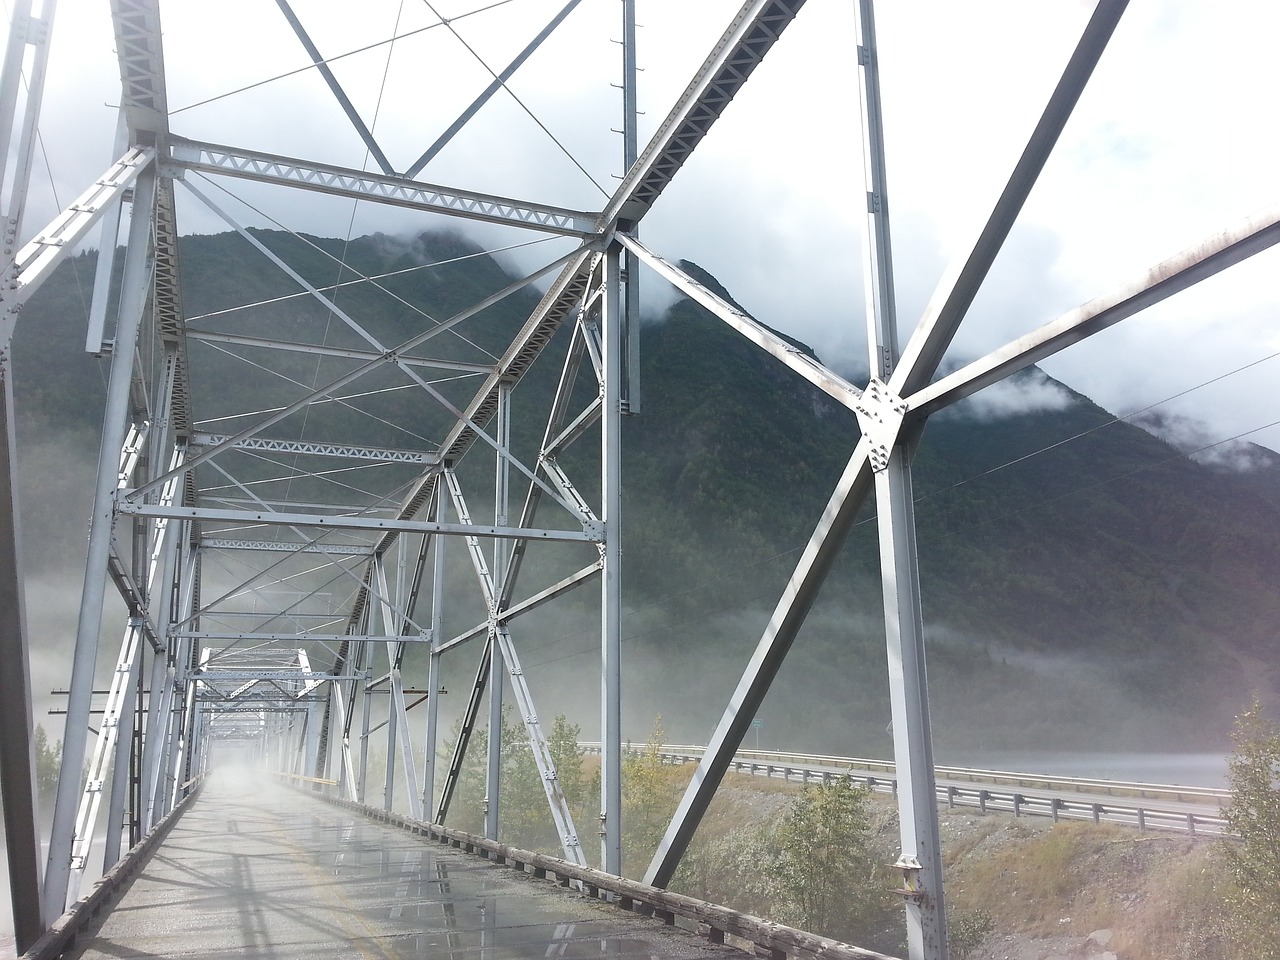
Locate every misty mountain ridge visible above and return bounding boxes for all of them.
[13,228,1280,757]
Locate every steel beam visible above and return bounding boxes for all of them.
[600,0,807,226]
[907,205,1280,419]
[0,347,44,946]
[273,0,393,175]
[620,236,863,409]
[199,538,376,557]
[116,502,599,543]
[167,137,595,237]
[109,0,168,140]
[494,626,586,865]
[422,482,447,818]
[599,247,623,875]
[190,432,439,465]
[1,147,154,343]
[889,0,1128,400]
[0,3,53,940]
[406,0,584,177]
[855,4,945,956]
[44,165,156,919]
[644,440,876,887]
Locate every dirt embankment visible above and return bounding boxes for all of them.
[937,806,1231,960]
[699,771,1235,960]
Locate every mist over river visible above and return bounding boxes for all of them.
[940,751,1229,788]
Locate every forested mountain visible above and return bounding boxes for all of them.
[13,230,1280,757]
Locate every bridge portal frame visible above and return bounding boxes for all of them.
[1,1,1278,958]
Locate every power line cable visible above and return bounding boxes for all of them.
[420,0,609,196]
[169,0,521,117]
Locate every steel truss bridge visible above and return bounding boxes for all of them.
[0,1,1272,957]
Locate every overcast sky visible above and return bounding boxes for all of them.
[18,0,1280,455]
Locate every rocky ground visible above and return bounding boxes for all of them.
[927,802,1231,960]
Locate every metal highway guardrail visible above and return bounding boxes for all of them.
[584,743,1232,838]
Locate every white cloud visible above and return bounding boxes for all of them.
[948,369,1076,422]
[15,0,1280,457]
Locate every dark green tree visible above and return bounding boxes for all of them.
[772,777,887,942]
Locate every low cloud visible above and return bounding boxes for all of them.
[945,368,1075,421]
[1132,409,1280,472]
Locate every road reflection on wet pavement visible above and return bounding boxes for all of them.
[65,768,746,960]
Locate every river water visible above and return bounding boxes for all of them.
[940,751,1229,788]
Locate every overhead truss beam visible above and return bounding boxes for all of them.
[166,137,597,237]
[190,433,439,465]
[117,502,599,543]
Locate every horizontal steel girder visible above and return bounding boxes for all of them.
[199,538,376,557]
[174,632,427,644]
[190,433,439,465]
[166,137,597,237]
[116,502,601,543]
[193,670,359,682]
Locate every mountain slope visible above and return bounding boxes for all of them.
[12,229,1279,754]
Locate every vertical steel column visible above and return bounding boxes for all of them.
[358,644,373,803]
[0,0,56,259]
[102,623,145,868]
[484,629,503,839]
[331,682,358,799]
[148,540,195,829]
[485,387,510,840]
[855,3,946,956]
[379,550,423,819]
[0,352,43,946]
[619,0,640,414]
[599,246,623,875]
[423,485,446,817]
[43,163,156,919]
[0,2,57,943]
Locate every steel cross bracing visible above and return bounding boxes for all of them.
[0,1,1277,957]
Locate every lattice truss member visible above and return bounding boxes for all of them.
[0,1,1275,957]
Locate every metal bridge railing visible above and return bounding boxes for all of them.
[21,782,204,960]
[301,783,903,960]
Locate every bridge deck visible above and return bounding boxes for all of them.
[65,771,745,960]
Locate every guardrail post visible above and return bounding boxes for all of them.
[1136,808,1145,832]
[1186,813,1196,836]
[946,786,955,810]
[1091,803,1102,825]
[1049,798,1059,823]
[978,789,988,814]
[1012,794,1023,817]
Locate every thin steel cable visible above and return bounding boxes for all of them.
[289,0,407,507]
[192,172,507,362]
[916,348,1280,502]
[169,0,521,116]
[184,236,556,323]
[420,0,608,196]
[935,417,1280,540]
